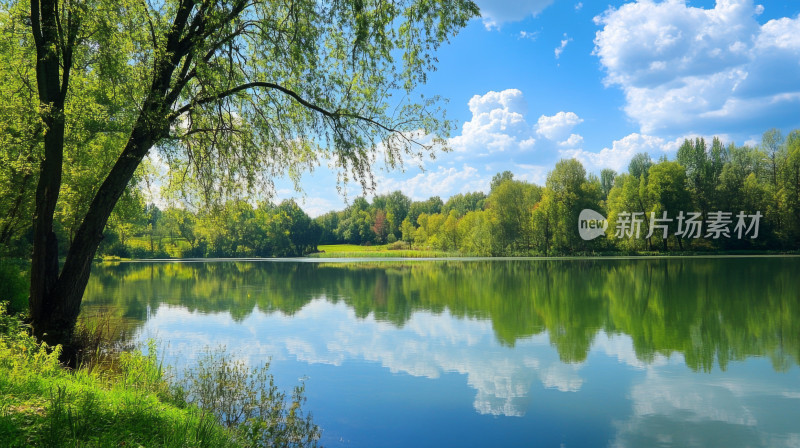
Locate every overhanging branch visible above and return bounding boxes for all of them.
[169,81,402,135]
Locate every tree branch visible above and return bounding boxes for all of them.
[30,0,43,47]
[169,81,401,135]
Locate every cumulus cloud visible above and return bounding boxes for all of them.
[611,367,800,447]
[561,133,680,172]
[594,0,800,134]
[377,165,491,201]
[450,89,538,154]
[475,0,555,29]
[514,164,549,186]
[450,89,588,157]
[298,197,337,218]
[138,300,565,417]
[559,133,584,148]
[536,111,583,141]
[541,364,584,392]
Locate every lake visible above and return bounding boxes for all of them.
[82,257,800,447]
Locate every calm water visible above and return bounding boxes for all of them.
[82,257,800,447]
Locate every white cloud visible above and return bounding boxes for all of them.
[518,30,539,41]
[541,364,584,392]
[611,366,800,448]
[560,133,679,172]
[377,165,491,200]
[449,90,588,159]
[515,164,549,186]
[555,34,573,59]
[138,301,563,417]
[559,133,584,148]
[536,111,583,141]
[575,2,583,12]
[298,197,336,218]
[450,89,538,154]
[475,0,555,29]
[594,0,800,134]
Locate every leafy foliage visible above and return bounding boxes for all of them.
[184,348,320,447]
[313,129,800,255]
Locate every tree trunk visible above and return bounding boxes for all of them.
[31,124,154,349]
[28,0,188,352]
[0,171,34,245]
[29,0,70,347]
[29,129,66,346]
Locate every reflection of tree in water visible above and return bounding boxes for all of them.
[83,258,800,371]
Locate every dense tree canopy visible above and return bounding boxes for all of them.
[308,129,800,256]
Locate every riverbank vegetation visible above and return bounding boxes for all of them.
[0,302,320,447]
[309,244,456,258]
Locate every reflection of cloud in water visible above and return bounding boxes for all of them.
[540,364,583,392]
[593,332,673,369]
[134,297,800,436]
[135,298,599,416]
[611,367,800,448]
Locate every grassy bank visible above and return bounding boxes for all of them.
[310,245,800,259]
[0,303,319,447]
[310,244,458,258]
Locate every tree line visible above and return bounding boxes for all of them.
[3,129,799,260]
[314,128,800,255]
[104,199,321,258]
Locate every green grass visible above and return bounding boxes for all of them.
[126,236,191,258]
[0,323,229,447]
[0,303,319,447]
[311,244,457,258]
[316,244,393,253]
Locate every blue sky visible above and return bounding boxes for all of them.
[274,0,800,216]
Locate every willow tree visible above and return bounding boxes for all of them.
[9,0,478,348]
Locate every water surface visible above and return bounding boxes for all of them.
[83,257,800,447]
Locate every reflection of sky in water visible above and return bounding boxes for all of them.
[134,298,800,448]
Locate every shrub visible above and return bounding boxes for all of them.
[182,347,321,447]
[387,240,410,250]
[129,246,151,259]
[103,241,131,258]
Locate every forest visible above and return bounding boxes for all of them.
[3,130,799,259]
